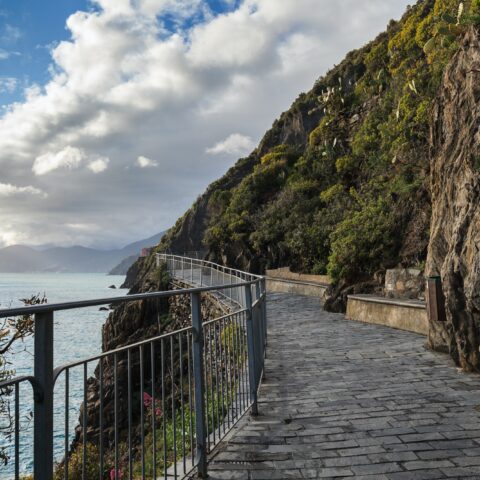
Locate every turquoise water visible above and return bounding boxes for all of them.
[0,273,127,479]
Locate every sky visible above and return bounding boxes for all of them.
[0,0,412,249]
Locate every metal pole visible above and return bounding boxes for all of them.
[254,282,265,363]
[244,285,258,416]
[34,311,54,480]
[191,292,207,478]
[261,278,267,346]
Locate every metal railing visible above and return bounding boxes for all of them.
[0,255,267,480]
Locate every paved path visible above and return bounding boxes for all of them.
[206,293,480,479]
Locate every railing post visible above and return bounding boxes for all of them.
[191,292,208,478]
[34,311,54,480]
[254,282,265,361]
[244,285,258,416]
[261,278,267,347]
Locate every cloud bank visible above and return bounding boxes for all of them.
[0,0,411,248]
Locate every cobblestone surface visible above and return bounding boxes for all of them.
[205,293,480,479]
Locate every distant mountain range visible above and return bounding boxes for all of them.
[0,232,165,273]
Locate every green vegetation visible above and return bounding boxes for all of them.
[182,0,480,285]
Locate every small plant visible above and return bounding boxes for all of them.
[424,2,480,54]
[54,443,100,480]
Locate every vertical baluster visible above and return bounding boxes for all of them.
[232,313,239,421]
[213,324,221,440]
[208,324,216,446]
[99,360,104,479]
[240,312,246,413]
[203,323,210,453]
[191,292,207,478]
[161,339,167,480]
[179,334,186,475]
[140,345,145,479]
[14,382,19,480]
[82,363,87,480]
[187,332,194,468]
[151,342,157,480]
[170,336,177,479]
[218,318,226,435]
[236,312,243,416]
[223,317,232,429]
[245,285,258,415]
[127,349,133,480]
[64,369,69,480]
[114,353,119,479]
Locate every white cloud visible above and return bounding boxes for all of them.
[0,77,17,93]
[0,183,46,198]
[0,0,412,247]
[136,155,158,168]
[206,133,254,156]
[33,146,86,175]
[88,157,109,173]
[1,24,22,44]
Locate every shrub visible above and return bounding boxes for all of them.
[327,199,397,282]
[54,444,100,480]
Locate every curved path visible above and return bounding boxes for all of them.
[206,293,480,479]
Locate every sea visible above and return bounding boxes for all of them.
[0,273,127,479]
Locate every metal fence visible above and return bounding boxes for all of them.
[0,254,267,480]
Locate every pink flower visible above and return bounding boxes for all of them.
[143,392,153,408]
[155,406,163,418]
[110,468,123,480]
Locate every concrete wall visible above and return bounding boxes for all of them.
[266,277,328,302]
[266,267,331,286]
[346,294,427,335]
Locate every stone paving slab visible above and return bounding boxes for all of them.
[204,293,480,479]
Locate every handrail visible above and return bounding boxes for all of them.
[0,281,255,318]
[0,254,267,480]
[0,255,262,318]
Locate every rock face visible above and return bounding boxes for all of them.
[384,269,425,300]
[426,28,480,371]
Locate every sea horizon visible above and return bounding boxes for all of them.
[0,272,127,478]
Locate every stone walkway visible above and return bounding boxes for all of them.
[206,293,480,479]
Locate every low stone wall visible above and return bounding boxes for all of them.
[346,294,427,335]
[266,267,331,286]
[266,277,328,303]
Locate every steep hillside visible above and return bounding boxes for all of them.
[156,0,480,310]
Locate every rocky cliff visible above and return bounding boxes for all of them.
[426,27,480,371]
[100,1,480,373]
[157,0,474,310]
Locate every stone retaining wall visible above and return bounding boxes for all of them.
[346,294,427,335]
[266,277,328,302]
[266,267,331,286]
